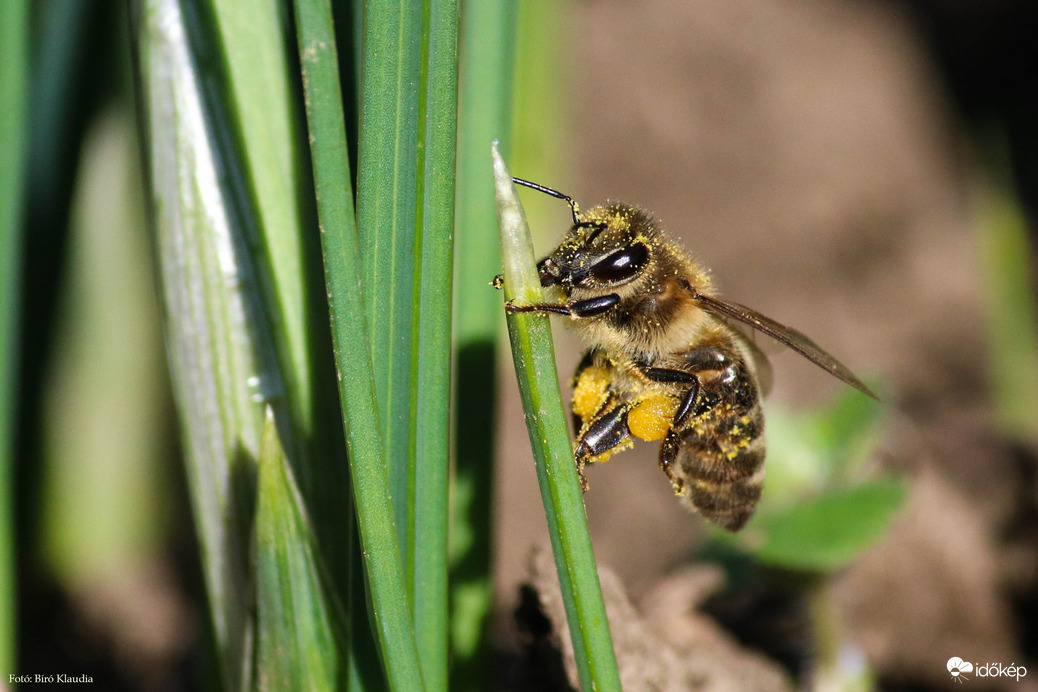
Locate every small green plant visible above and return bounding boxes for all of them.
[706,386,904,689]
[714,386,904,571]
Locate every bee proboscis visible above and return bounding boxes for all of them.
[499,177,876,531]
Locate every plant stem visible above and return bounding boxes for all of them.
[411,0,459,688]
[493,143,621,692]
[294,0,426,688]
[357,0,423,570]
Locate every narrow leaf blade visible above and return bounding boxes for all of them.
[294,0,426,687]
[0,0,29,674]
[494,143,622,692]
[412,0,459,686]
[256,409,342,691]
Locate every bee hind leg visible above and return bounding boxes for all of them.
[574,402,634,492]
[638,351,729,430]
[672,378,701,430]
[658,430,685,494]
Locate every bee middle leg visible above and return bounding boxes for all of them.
[573,401,634,491]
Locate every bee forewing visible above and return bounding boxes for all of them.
[693,292,878,400]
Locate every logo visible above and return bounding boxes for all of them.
[947,657,973,683]
[947,657,1027,683]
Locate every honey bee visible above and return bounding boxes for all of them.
[500,177,877,531]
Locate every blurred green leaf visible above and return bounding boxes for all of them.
[449,0,517,685]
[751,478,906,572]
[255,409,343,691]
[809,384,885,476]
[510,0,572,240]
[755,386,884,503]
[42,109,168,584]
[0,0,28,674]
[975,146,1038,442]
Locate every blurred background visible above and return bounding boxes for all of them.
[6,0,1038,689]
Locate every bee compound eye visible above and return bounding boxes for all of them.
[589,242,649,284]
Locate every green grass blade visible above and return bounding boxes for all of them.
[411,0,458,688]
[135,1,291,685]
[357,0,423,562]
[256,409,343,691]
[206,0,362,660]
[26,0,93,206]
[200,5,362,603]
[205,0,316,450]
[293,0,426,688]
[493,144,621,692]
[449,2,516,683]
[0,0,28,675]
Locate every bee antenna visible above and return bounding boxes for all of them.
[512,177,581,225]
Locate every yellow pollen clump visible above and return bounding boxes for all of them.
[572,365,612,422]
[627,395,679,441]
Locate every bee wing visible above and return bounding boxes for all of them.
[692,292,878,400]
[730,327,774,397]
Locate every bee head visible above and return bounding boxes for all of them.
[537,203,659,294]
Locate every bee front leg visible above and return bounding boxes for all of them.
[573,402,634,491]
[505,294,620,318]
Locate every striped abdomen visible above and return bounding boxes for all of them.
[674,362,765,531]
